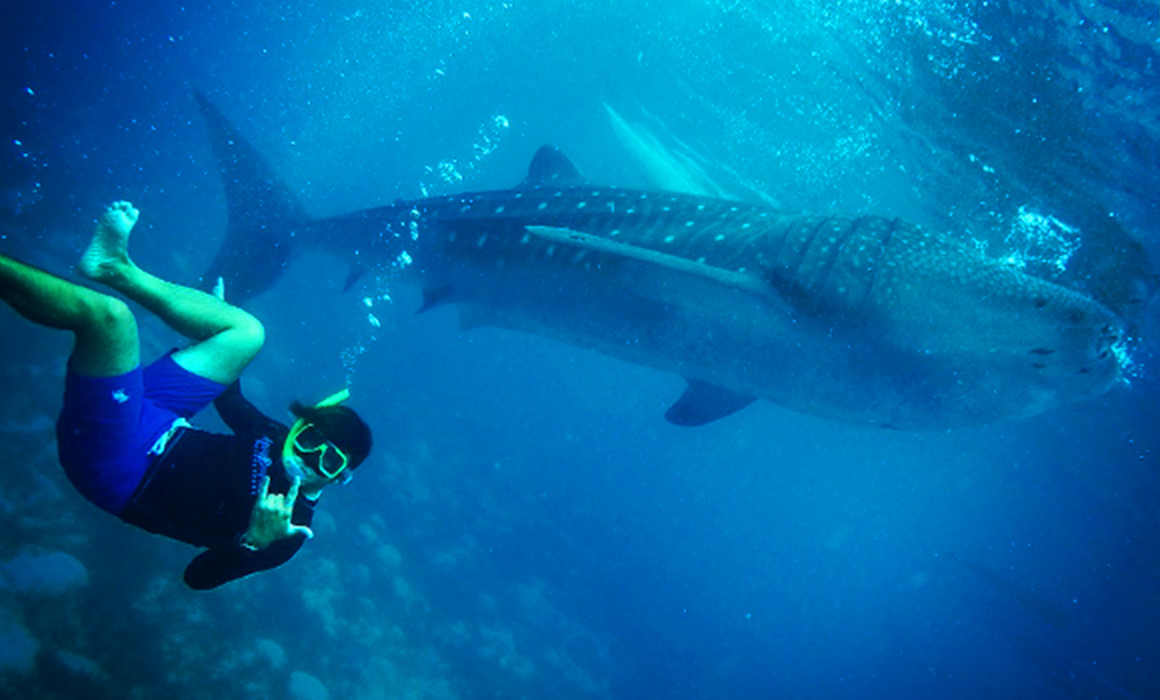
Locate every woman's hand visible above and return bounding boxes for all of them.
[242,476,314,550]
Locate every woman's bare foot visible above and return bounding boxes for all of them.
[78,201,139,283]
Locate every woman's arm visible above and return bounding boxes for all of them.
[182,532,307,590]
[214,380,284,436]
[182,476,315,590]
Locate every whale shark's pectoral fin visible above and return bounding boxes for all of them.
[523,226,779,307]
[418,284,455,314]
[343,264,367,292]
[665,380,757,426]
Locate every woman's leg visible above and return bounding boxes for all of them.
[0,252,139,377]
[78,201,264,384]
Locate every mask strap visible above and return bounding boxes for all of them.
[283,418,309,466]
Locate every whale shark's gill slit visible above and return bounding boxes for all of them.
[722,217,766,271]
[817,216,864,294]
[858,218,900,312]
[684,217,726,257]
[1029,348,1056,355]
[765,217,796,264]
[789,219,830,283]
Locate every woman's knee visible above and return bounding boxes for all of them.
[80,294,137,338]
[71,295,140,376]
[172,313,263,384]
[234,314,265,358]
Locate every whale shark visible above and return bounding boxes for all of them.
[195,93,1144,429]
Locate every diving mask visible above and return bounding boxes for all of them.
[286,420,350,480]
[281,387,354,481]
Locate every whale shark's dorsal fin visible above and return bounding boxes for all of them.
[518,145,589,189]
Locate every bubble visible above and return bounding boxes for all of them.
[340,275,401,384]
[999,206,1081,274]
[1111,337,1142,385]
[417,114,512,195]
[437,159,463,183]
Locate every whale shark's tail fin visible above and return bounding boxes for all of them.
[194,91,309,304]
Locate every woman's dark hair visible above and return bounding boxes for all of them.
[289,401,373,470]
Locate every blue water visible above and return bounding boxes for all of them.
[1,1,1158,699]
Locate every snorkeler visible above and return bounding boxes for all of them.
[0,201,372,589]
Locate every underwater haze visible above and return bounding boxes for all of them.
[1,1,1158,699]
